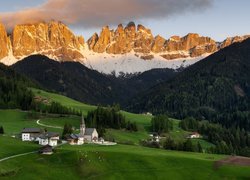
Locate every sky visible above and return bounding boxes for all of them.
[0,0,249,41]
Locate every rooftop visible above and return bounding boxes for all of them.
[22,128,42,133]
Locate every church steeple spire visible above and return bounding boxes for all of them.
[80,115,85,136]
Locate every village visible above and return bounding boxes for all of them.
[21,116,116,155]
[19,114,202,155]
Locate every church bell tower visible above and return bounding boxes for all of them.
[80,115,85,136]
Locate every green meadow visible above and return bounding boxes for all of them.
[0,89,249,179]
[0,141,250,179]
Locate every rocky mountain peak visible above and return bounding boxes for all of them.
[10,21,84,60]
[87,23,250,61]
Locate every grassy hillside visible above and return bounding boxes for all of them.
[0,136,39,159]
[1,143,250,179]
[0,108,249,179]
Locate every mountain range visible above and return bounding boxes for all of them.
[0,21,249,75]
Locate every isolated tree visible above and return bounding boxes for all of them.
[62,123,73,138]
[164,137,176,150]
[0,126,4,134]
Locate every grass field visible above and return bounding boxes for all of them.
[0,136,39,159]
[0,110,40,135]
[0,143,250,179]
[0,89,249,179]
[0,110,78,135]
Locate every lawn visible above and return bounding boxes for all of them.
[0,144,249,179]
[39,116,81,130]
[105,129,148,145]
[0,136,39,159]
[0,110,40,135]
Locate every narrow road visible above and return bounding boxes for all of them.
[36,120,63,129]
[0,151,37,163]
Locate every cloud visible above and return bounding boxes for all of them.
[0,0,213,30]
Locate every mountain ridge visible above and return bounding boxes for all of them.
[0,21,249,75]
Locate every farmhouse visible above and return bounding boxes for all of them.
[22,128,43,141]
[38,132,60,146]
[188,132,201,139]
[66,134,84,145]
[39,145,53,155]
[21,128,60,146]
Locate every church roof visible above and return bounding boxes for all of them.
[85,128,96,135]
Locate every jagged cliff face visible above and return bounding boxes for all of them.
[0,21,249,71]
[0,24,10,59]
[88,22,155,56]
[0,21,84,61]
[88,22,249,60]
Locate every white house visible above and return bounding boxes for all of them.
[38,132,60,146]
[22,128,43,141]
[188,132,201,139]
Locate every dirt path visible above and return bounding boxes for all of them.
[36,120,63,129]
[214,156,250,168]
[0,151,37,163]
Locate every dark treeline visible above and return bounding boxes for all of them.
[163,137,203,153]
[86,106,138,136]
[0,77,34,110]
[140,136,203,153]
[0,63,81,116]
[32,101,82,116]
[180,117,250,157]
[151,115,173,134]
[0,63,38,110]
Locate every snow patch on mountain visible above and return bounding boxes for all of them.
[0,44,209,76]
[80,46,209,76]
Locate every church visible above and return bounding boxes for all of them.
[67,116,98,145]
